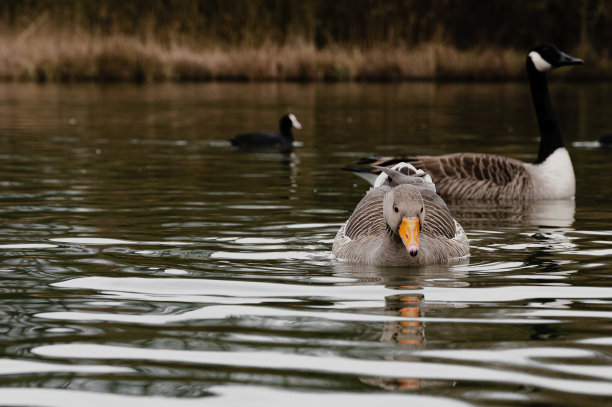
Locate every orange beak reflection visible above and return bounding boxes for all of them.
[398,217,419,257]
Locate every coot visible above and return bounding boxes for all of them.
[230,114,302,153]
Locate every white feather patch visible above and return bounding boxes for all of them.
[374,162,435,189]
[525,148,575,199]
[529,51,552,72]
[373,171,387,187]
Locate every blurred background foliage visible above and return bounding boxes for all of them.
[1,0,609,50]
[0,0,610,81]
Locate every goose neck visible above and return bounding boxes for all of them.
[527,60,564,164]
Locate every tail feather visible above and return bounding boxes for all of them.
[341,165,378,174]
[356,156,383,165]
[342,166,380,185]
[344,156,428,186]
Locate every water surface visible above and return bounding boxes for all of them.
[1,82,611,406]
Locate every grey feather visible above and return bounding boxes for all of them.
[333,172,469,266]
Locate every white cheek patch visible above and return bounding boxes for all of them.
[529,51,552,72]
[288,114,302,129]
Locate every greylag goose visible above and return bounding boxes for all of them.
[230,114,302,153]
[344,44,583,200]
[333,164,469,266]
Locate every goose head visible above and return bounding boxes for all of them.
[527,43,583,73]
[279,114,302,138]
[383,184,424,257]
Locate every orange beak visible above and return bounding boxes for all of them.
[398,217,419,257]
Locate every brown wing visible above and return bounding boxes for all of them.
[413,153,532,200]
[344,187,388,240]
[420,189,456,239]
[355,153,532,200]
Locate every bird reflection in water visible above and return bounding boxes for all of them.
[381,292,424,348]
[448,198,575,230]
[361,289,456,391]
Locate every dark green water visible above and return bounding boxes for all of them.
[0,82,611,406]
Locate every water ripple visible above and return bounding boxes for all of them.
[2,82,612,406]
[50,277,612,303]
[0,387,469,407]
[32,344,612,397]
[35,305,556,325]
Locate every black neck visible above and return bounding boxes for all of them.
[527,58,564,164]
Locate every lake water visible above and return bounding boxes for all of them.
[0,82,611,406]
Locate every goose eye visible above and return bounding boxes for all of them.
[420,207,423,213]
[394,206,398,213]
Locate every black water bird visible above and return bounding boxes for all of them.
[230,114,302,153]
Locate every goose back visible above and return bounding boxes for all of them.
[356,153,535,200]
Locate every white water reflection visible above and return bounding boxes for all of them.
[0,359,131,375]
[0,387,468,407]
[49,238,192,246]
[410,347,612,380]
[210,251,318,260]
[578,337,612,345]
[527,199,575,228]
[35,304,555,325]
[49,276,612,303]
[449,198,575,229]
[32,343,612,397]
[0,243,57,249]
[572,141,602,148]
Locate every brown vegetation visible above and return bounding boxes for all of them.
[1,0,611,82]
[0,33,566,82]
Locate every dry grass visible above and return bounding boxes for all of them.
[0,32,606,82]
[2,0,612,82]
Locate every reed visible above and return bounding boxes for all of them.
[1,0,611,82]
[0,33,531,82]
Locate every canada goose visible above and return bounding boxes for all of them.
[333,164,469,266]
[344,44,583,200]
[599,133,612,148]
[229,114,302,153]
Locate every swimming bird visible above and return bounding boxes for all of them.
[599,133,612,148]
[344,44,583,200]
[333,164,469,266]
[230,114,302,153]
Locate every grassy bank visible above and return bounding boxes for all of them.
[3,33,608,82]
